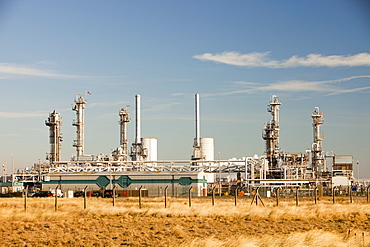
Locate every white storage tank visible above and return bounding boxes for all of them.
[200,138,214,160]
[142,138,158,162]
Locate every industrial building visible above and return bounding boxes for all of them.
[4,93,360,196]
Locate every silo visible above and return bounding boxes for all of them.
[200,138,214,161]
[142,138,158,162]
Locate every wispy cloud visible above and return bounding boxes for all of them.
[143,102,182,112]
[203,75,370,97]
[233,81,260,86]
[193,52,370,68]
[0,62,88,78]
[324,85,370,96]
[171,93,185,96]
[0,111,47,118]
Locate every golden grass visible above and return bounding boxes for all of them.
[1,197,370,246]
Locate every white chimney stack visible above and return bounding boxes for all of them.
[135,94,141,144]
[195,93,200,146]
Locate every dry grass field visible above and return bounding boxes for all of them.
[1,196,370,246]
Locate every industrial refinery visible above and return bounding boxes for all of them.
[1,93,360,196]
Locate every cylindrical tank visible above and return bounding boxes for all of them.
[142,138,158,162]
[200,138,214,160]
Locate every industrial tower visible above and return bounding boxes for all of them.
[130,94,147,161]
[72,95,87,159]
[112,107,131,161]
[311,107,326,177]
[45,110,63,164]
[192,93,204,160]
[262,95,282,172]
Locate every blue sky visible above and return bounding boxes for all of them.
[0,1,369,177]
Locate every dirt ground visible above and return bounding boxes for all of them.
[1,197,370,246]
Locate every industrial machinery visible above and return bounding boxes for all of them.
[191,93,214,161]
[9,93,357,193]
[311,107,327,177]
[112,107,131,161]
[72,95,86,159]
[45,110,63,164]
[262,95,282,178]
[130,94,148,161]
[192,93,203,160]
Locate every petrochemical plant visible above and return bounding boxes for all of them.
[1,93,359,196]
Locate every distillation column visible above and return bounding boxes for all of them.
[72,95,87,159]
[311,107,325,177]
[118,107,130,161]
[262,95,282,170]
[45,110,63,164]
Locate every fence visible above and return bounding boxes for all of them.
[14,185,370,211]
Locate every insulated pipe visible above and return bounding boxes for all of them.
[135,94,141,144]
[195,93,200,146]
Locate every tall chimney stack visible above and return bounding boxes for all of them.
[195,93,200,147]
[135,94,141,144]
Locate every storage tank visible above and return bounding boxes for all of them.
[200,138,214,160]
[142,138,158,162]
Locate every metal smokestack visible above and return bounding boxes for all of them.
[195,93,200,146]
[135,94,141,144]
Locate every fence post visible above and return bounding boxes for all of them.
[188,186,193,207]
[367,187,369,203]
[332,186,336,204]
[84,186,88,210]
[295,187,299,206]
[212,186,216,206]
[139,186,143,208]
[164,186,168,208]
[234,186,239,207]
[54,185,60,211]
[275,187,279,206]
[112,185,117,207]
[350,185,353,203]
[24,185,28,211]
[314,187,317,204]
